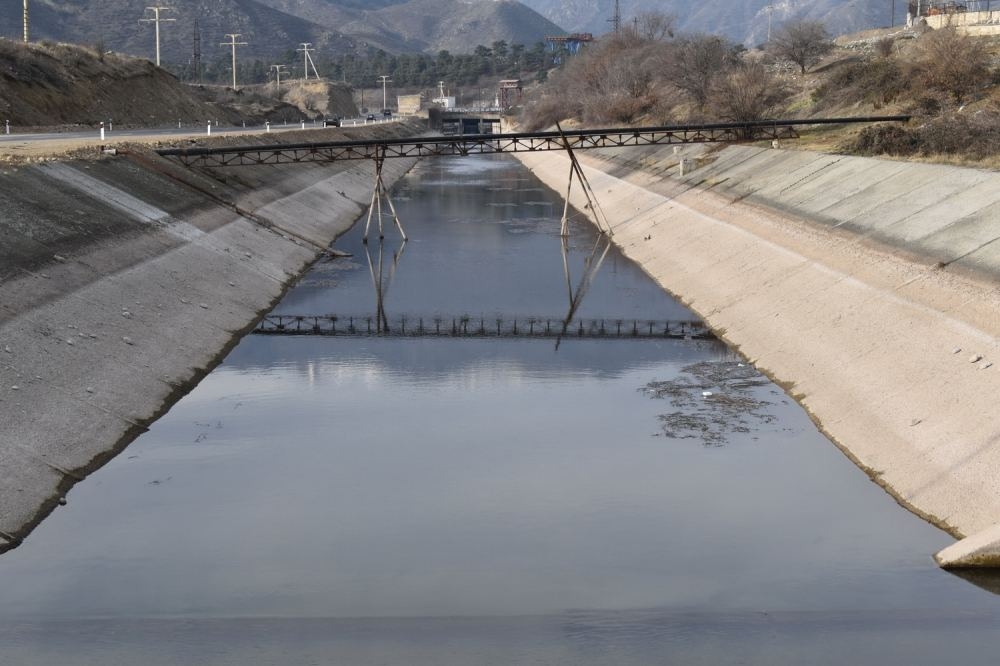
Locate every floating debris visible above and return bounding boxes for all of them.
[641,360,776,447]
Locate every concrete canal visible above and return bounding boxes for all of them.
[2,155,1000,663]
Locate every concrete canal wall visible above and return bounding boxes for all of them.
[514,144,1000,568]
[0,123,420,552]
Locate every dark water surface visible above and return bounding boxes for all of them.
[3,156,1000,664]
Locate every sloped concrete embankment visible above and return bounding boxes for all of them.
[0,125,417,553]
[514,144,1000,568]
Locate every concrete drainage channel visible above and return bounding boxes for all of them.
[0,122,422,552]
[3,122,1000,569]
[514,144,1000,568]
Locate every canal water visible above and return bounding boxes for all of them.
[2,155,1000,664]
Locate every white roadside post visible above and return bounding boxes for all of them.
[300,120,305,129]
[207,121,211,136]
[99,121,105,141]
[5,120,9,135]
[266,121,270,132]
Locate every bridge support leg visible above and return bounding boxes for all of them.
[556,122,612,238]
[560,164,573,237]
[363,149,407,244]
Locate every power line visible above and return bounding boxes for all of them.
[192,19,201,83]
[607,0,621,35]
[271,63,288,92]
[298,42,320,80]
[376,74,392,110]
[220,33,247,90]
[140,6,176,67]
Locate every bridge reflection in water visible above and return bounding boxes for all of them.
[252,313,712,340]
[254,230,713,342]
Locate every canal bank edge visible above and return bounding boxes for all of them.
[0,122,422,553]
[513,145,1000,569]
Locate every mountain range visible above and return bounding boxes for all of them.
[1,0,566,64]
[519,0,910,45]
[1,0,912,71]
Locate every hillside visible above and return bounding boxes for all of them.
[261,0,566,53]
[523,25,1000,169]
[519,0,908,45]
[1,0,565,64]
[0,40,349,128]
[0,0,355,63]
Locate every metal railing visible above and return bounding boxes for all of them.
[156,116,910,167]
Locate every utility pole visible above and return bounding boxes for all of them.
[766,2,774,42]
[23,0,28,42]
[140,6,175,67]
[192,20,201,83]
[220,34,247,90]
[890,0,895,27]
[271,64,287,92]
[297,43,320,80]
[376,75,392,110]
[607,0,621,35]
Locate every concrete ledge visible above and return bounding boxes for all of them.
[936,524,1000,568]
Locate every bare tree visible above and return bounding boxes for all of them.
[710,60,790,122]
[914,27,991,104]
[665,34,739,110]
[769,20,834,74]
[539,37,662,125]
[874,37,894,58]
[636,11,676,42]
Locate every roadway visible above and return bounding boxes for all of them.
[0,115,403,160]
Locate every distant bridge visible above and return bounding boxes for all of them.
[156,117,909,168]
[253,313,714,340]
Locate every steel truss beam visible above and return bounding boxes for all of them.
[155,116,910,167]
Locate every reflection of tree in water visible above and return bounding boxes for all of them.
[642,361,777,447]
